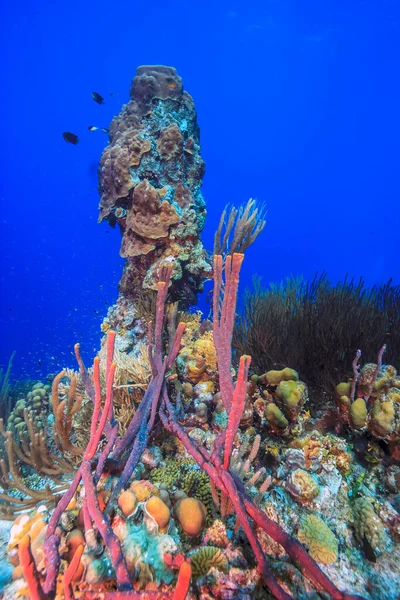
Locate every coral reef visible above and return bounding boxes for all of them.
[2,66,400,600]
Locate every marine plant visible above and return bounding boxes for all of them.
[234,273,400,393]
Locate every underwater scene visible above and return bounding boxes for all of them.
[0,1,400,599]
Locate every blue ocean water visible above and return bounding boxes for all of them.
[0,0,399,379]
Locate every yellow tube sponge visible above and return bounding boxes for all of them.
[298,515,338,565]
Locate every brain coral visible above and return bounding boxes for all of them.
[298,515,338,565]
[190,546,229,578]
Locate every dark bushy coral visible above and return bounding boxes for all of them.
[234,273,400,394]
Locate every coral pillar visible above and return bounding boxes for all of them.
[98,66,210,338]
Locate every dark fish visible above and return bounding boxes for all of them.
[88,126,109,133]
[362,536,377,563]
[92,91,104,104]
[62,131,79,145]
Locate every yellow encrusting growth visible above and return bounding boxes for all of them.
[298,515,338,565]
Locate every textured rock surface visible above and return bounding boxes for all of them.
[98,65,210,317]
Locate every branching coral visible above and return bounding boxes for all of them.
[0,351,15,421]
[52,370,83,456]
[214,199,266,257]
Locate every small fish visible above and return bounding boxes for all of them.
[88,126,109,133]
[62,131,79,145]
[91,91,104,104]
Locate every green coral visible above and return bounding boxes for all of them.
[182,468,213,525]
[298,515,338,565]
[190,546,228,578]
[150,460,180,489]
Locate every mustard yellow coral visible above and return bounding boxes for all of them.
[175,497,207,537]
[265,368,298,386]
[298,515,338,565]
[145,496,170,533]
[349,398,367,429]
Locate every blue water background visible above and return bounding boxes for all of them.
[1,0,399,379]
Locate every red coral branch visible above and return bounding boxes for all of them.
[172,560,192,600]
[64,544,84,600]
[18,534,46,600]
[213,253,245,411]
[223,354,251,469]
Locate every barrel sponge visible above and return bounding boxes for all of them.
[190,546,229,578]
[265,402,288,430]
[371,400,395,438]
[298,515,338,565]
[352,497,389,554]
[349,398,368,429]
[265,368,298,386]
